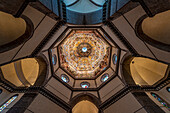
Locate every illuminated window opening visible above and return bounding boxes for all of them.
[151,93,170,110]
[82,47,88,52]
[52,54,57,65]
[0,89,2,94]
[167,87,170,92]
[0,94,18,112]
[80,82,90,88]
[101,73,109,82]
[61,74,69,83]
[113,54,117,65]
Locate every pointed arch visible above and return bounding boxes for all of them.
[122,55,169,86]
[72,100,98,113]
[70,93,100,113]
[0,11,34,53]
[70,93,100,108]
[135,10,170,52]
[0,56,48,87]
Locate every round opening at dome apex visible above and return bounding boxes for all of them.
[82,47,87,52]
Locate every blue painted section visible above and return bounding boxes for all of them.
[67,0,102,13]
[52,0,59,16]
[39,0,52,10]
[110,0,117,16]
[109,0,130,16]
[91,0,106,6]
[66,9,102,24]
[117,0,130,10]
[39,0,60,16]
[39,0,131,24]
[63,0,77,6]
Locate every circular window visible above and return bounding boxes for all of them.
[52,54,57,65]
[113,54,117,65]
[80,82,90,88]
[82,47,87,52]
[167,87,170,92]
[61,74,69,83]
[101,73,109,82]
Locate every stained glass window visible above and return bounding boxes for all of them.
[52,54,57,65]
[0,94,18,112]
[61,74,69,83]
[113,54,117,65]
[151,93,170,110]
[101,73,109,82]
[167,87,170,92]
[80,82,90,88]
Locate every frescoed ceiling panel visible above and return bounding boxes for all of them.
[50,28,119,79]
[58,30,111,78]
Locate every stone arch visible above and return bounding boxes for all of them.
[135,10,170,52]
[0,56,48,87]
[0,11,34,53]
[72,100,98,113]
[121,55,169,86]
[121,54,136,85]
[34,55,49,86]
[69,93,101,112]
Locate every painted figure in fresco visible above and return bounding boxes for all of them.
[59,30,110,78]
[61,55,66,63]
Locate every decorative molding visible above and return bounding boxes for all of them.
[14,0,36,18]
[131,0,153,17]
[104,21,139,56]
[135,14,170,52]
[89,0,103,7]
[31,20,66,57]
[0,72,169,111]
[0,15,34,53]
[66,0,80,7]
[0,20,169,111]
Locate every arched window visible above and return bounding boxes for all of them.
[112,54,117,65]
[101,73,109,82]
[167,87,170,92]
[80,82,90,88]
[0,94,18,112]
[61,74,69,83]
[0,89,2,94]
[52,54,57,65]
[151,93,170,110]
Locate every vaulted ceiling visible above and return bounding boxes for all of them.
[0,0,169,113]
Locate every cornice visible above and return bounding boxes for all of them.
[0,76,169,111]
[104,20,139,56]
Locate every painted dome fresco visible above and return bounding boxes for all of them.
[58,30,111,78]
